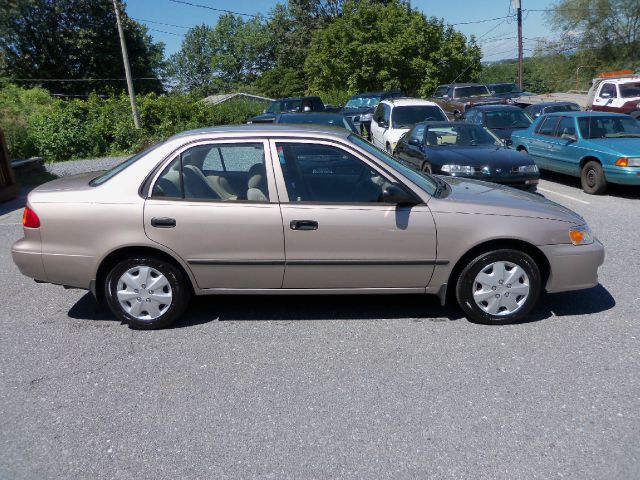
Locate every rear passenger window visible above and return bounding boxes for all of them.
[152,143,268,202]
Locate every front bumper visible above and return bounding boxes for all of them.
[540,239,605,293]
[437,172,539,191]
[603,165,640,186]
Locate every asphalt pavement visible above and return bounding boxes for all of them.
[0,164,638,480]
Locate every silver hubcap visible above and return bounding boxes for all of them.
[472,261,530,316]
[116,266,172,321]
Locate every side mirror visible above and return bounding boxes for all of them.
[262,109,267,114]
[378,120,389,128]
[380,184,417,205]
[503,138,513,147]
[600,92,612,99]
[408,138,420,146]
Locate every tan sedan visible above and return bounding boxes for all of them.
[12,125,605,329]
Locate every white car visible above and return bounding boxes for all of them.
[370,98,447,153]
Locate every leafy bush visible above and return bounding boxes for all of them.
[0,85,265,162]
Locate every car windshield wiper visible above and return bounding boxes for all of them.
[605,133,640,138]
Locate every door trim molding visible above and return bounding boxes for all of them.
[188,258,448,266]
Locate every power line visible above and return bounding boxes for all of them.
[168,0,271,19]
[5,77,163,82]
[147,27,185,37]
[132,18,189,29]
[451,15,514,26]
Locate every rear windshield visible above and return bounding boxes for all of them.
[545,103,581,114]
[454,86,491,98]
[490,84,519,94]
[267,100,302,113]
[484,109,532,129]
[391,106,446,128]
[90,143,161,186]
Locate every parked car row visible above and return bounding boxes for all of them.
[249,83,639,196]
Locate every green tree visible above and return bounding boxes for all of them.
[304,0,481,97]
[165,25,215,96]
[548,0,640,64]
[166,13,272,95]
[0,0,165,95]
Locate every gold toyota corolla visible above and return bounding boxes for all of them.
[12,125,605,329]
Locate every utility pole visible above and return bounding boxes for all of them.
[112,0,141,129]
[515,0,524,90]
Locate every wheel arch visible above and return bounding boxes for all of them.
[94,245,195,302]
[445,238,550,303]
[579,155,601,169]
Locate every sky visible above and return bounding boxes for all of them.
[125,0,559,62]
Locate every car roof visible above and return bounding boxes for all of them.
[466,104,522,111]
[530,101,580,107]
[277,112,343,119]
[543,111,630,118]
[487,82,516,86]
[383,98,440,107]
[171,124,352,140]
[350,90,400,97]
[419,121,474,128]
[273,96,320,101]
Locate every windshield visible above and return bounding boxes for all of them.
[578,115,640,139]
[545,103,581,114]
[267,99,302,113]
[344,95,382,109]
[490,83,520,94]
[484,109,532,129]
[348,134,437,195]
[391,106,446,128]
[90,143,162,186]
[619,82,640,98]
[455,86,491,98]
[425,124,501,147]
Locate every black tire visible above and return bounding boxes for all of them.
[421,162,432,174]
[455,249,542,325]
[580,160,607,195]
[104,257,191,329]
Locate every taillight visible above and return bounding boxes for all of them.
[23,206,40,228]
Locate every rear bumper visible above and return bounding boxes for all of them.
[540,239,605,293]
[12,238,47,282]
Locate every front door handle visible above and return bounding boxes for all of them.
[290,220,318,231]
[151,217,176,228]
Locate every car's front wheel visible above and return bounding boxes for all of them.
[456,249,542,325]
[105,257,191,329]
[581,160,607,195]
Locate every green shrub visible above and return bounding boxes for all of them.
[0,84,265,162]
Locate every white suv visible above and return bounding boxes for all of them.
[370,98,447,153]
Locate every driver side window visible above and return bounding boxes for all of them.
[276,143,401,203]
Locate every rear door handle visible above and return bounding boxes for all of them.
[151,217,176,228]
[290,220,318,231]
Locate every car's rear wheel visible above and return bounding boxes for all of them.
[580,160,607,195]
[105,257,190,329]
[456,249,541,325]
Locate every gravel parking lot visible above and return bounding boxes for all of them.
[0,161,638,479]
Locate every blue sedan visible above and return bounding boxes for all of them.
[511,112,640,194]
